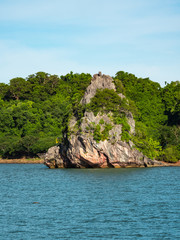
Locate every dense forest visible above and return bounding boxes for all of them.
[0,71,179,162]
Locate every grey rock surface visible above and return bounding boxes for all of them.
[80,72,116,105]
[44,72,163,168]
[44,146,64,168]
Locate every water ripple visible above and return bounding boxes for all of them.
[0,165,179,240]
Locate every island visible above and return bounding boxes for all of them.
[0,71,179,166]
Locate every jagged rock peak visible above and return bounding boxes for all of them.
[80,72,116,105]
[44,72,165,169]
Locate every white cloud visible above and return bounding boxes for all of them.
[0,0,142,22]
[0,0,179,86]
[2,0,178,31]
[0,40,80,83]
[0,40,179,86]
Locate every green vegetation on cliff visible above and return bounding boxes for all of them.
[0,71,179,162]
[86,89,131,142]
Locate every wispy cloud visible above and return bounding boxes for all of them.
[0,0,179,85]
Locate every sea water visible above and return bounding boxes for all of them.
[0,164,179,240]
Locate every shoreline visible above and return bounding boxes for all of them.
[0,159,179,166]
[161,160,180,167]
[0,158,44,164]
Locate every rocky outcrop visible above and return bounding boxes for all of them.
[45,137,163,168]
[44,146,64,168]
[44,72,163,168]
[80,72,116,105]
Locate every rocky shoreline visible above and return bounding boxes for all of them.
[0,158,179,166]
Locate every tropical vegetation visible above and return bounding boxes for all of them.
[0,71,179,162]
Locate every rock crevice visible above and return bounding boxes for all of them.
[44,72,163,168]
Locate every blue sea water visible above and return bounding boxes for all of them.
[0,164,179,240]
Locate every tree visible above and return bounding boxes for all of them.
[162,81,180,125]
[0,83,10,100]
[115,71,167,139]
[9,77,28,100]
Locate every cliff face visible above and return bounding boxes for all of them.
[80,72,116,105]
[44,72,163,168]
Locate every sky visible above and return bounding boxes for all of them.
[0,0,180,86]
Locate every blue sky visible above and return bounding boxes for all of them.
[0,0,180,86]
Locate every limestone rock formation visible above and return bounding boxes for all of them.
[80,72,116,105]
[44,72,163,168]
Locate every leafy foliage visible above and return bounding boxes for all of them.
[0,70,179,162]
[115,71,180,161]
[162,81,180,125]
[0,72,91,158]
[86,89,128,115]
[87,89,131,143]
[113,78,125,94]
[132,121,162,159]
[160,145,180,163]
[93,123,113,143]
[115,71,167,130]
